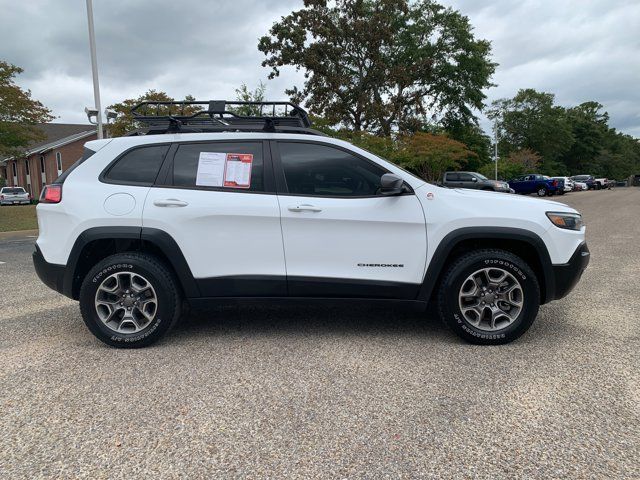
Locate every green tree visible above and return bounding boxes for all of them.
[259,0,496,136]
[443,122,492,171]
[0,61,54,158]
[107,90,196,137]
[561,101,608,173]
[480,148,541,180]
[489,89,573,175]
[396,132,476,181]
[231,81,267,116]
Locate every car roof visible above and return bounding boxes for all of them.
[86,132,351,152]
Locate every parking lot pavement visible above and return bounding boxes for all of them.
[1,189,639,479]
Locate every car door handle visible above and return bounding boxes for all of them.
[153,199,189,207]
[288,204,322,213]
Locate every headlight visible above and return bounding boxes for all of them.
[546,212,583,230]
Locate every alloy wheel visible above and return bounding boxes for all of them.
[458,267,524,331]
[94,272,158,333]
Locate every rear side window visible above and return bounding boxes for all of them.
[172,142,264,192]
[54,147,95,184]
[104,145,169,185]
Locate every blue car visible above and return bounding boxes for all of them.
[508,174,561,197]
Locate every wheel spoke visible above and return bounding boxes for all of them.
[489,305,505,329]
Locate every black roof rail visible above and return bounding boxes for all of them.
[126,100,322,136]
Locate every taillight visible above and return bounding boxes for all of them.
[0,195,4,200]
[552,180,558,187]
[40,184,62,203]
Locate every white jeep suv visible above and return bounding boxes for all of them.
[33,101,589,347]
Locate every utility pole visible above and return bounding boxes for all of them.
[86,0,103,139]
[493,118,498,180]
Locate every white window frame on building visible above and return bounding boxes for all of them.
[12,162,17,186]
[25,158,31,183]
[40,155,46,186]
[56,151,63,177]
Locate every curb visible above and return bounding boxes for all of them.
[0,229,39,241]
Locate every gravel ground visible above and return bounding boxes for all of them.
[0,188,638,479]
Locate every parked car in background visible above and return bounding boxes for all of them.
[594,178,609,190]
[544,176,565,195]
[442,171,511,192]
[508,174,560,196]
[573,181,588,191]
[571,175,596,190]
[552,176,574,194]
[0,186,30,205]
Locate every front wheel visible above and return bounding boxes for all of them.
[437,249,540,345]
[79,253,182,348]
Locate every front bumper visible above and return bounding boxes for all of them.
[549,242,590,301]
[33,244,67,296]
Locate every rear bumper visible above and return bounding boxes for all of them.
[33,245,67,296]
[549,242,590,301]
[1,199,30,205]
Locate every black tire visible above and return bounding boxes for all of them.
[557,190,565,195]
[79,253,182,348]
[536,186,547,197]
[437,249,540,345]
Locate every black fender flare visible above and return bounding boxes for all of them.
[63,226,199,299]
[417,227,555,304]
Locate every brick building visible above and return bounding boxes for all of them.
[0,124,97,199]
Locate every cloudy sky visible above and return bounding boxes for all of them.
[1,0,638,137]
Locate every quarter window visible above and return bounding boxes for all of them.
[172,142,264,192]
[278,142,387,197]
[104,145,169,185]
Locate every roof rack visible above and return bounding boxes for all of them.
[127,100,323,136]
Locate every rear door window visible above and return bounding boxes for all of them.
[458,173,474,182]
[172,142,264,192]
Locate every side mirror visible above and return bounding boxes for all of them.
[380,173,404,195]
[471,177,478,182]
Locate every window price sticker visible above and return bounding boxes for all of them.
[195,152,253,188]
[223,153,253,188]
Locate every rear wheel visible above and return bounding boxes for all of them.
[437,249,540,345]
[537,186,547,196]
[79,253,182,348]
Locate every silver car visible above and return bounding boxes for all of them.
[0,186,31,205]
